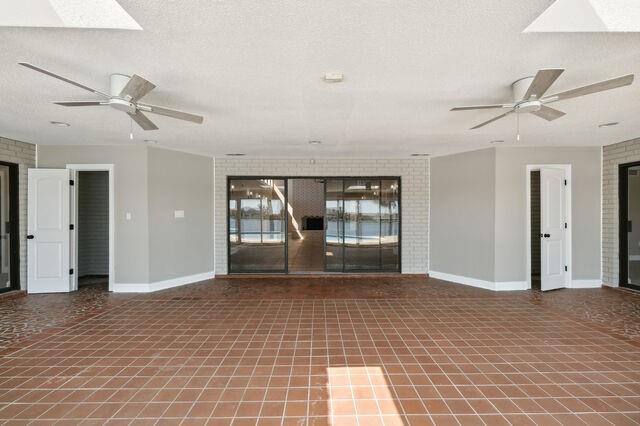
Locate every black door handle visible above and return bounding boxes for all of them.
[26,235,34,239]
[543,233,550,238]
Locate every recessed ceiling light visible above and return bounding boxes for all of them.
[490,139,504,144]
[410,153,429,157]
[225,153,246,156]
[143,139,158,144]
[50,121,70,127]
[308,140,322,145]
[598,122,619,128]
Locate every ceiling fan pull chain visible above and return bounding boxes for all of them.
[129,116,134,140]
[516,111,520,142]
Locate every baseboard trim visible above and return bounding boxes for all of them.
[429,271,527,292]
[114,271,215,293]
[569,279,602,289]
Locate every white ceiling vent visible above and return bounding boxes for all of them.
[525,0,640,32]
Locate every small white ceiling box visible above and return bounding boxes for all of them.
[323,72,344,83]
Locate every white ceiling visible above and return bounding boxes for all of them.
[0,0,639,158]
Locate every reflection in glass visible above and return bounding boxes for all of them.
[325,180,344,271]
[0,165,10,289]
[229,179,286,272]
[628,166,640,286]
[324,178,400,272]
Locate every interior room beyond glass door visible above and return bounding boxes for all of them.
[228,179,286,273]
[623,165,640,289]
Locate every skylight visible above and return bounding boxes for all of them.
[0,0,142,30]
[524,0,640,32]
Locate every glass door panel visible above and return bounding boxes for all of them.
[343,179,382,271]
[380,179,400,270]
[324,178,400,272]
[626,166,640,287]
[229,179,286,272]
[325,179,344,271]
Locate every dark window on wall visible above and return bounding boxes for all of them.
[0,161,19,293]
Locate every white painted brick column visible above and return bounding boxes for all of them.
[602,138,640,286]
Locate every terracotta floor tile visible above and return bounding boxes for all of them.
[0,276,637,424]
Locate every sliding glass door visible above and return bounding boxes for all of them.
[228,179,286,273]
[324,178,400,272]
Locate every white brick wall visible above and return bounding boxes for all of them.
[602,138,640,286]
[214,158,429,274]
[0,137,36,290]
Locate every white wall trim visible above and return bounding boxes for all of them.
[525,164,572,290]
[569,279,602,288]
[429,270,527,291]
[114,271,215,293]
[66,164,115,292]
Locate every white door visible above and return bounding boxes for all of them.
[27,169,71,293]
[540,168,566,291]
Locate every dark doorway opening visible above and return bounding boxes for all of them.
[530,170,541,290]
[77,171,109,288]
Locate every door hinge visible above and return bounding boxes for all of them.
[564,222,567,229]
[69,224,74,230]
[564,265,568,272]
[69,179,74,186]
[564,179,567,186]
[69,268,74,275]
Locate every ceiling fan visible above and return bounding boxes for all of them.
[451,69,634,129]
[18,62,204,130]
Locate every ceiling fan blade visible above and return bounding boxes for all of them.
[18,62,109,98]
[53,101,106,107]
[451,104,511,111]
[542,74,634,103]
[119,74,156,102]
[137,103,204,124]
[127,111,158,131]
[470,111,512,130]
[523,69,565,100]
[531,105,566,121]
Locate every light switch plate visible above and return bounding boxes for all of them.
[125,212,132,221]
[174,210,185,218]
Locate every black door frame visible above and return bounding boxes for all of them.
[227,176,402,274]
[619,161,640,291]
[0,161,20,293]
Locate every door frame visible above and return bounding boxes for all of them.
[525,164,572,290]
[618,160,640,290]
[66,164,115,292]
[226,175,402,274]
[0,161,19,293]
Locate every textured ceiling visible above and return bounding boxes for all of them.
[0,0,639,158]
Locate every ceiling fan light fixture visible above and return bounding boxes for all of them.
[50,121,70,127]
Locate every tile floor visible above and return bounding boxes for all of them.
[0,276,638,425]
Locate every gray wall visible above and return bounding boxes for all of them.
[148,147,213,282]
[494,147,601,282]
[38,145,150,284]
[78,171,109,276]
[430,148,496,281]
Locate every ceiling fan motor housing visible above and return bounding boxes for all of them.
[108,74,136,112]
[511,76,542,113]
